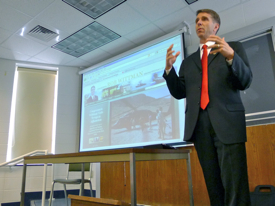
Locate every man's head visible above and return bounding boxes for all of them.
[195,9,220,43]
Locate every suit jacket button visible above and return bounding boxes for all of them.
[197,102,200,105]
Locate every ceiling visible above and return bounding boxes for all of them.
[0,0,274,69]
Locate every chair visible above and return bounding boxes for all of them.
[49,163,93,206]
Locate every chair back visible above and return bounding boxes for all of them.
[68,163,90,172]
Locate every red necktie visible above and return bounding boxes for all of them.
[200,44,209,110]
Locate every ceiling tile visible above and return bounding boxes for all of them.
[124,24,165,45]
[1,34,48,56]
[64,58,92,68]
[127,0,187,21]
[0,46,31,61]
[35,0,94,34]
[79,49,112,66]
[0,3,32,32]
[154,7,196,33]
[27,57,50,64]
[243,0,275,26]
[100,37,136,56]
[31,47,76,65]
[189,0,241,13]
[97,3,150,36]
[0,28,13,44]
[218,5,246,35]
[0,0,55,17]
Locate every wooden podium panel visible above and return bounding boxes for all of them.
[101,149,201,206]
[100,124,275,206]
[68,195,131,206]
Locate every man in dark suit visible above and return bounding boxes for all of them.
[163,9,252,205]
[86,85,98,103]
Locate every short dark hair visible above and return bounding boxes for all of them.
[196,9,220,33]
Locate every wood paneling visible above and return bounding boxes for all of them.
[101,124,275,206]
[246,124,275,190]
[101,148,209,206]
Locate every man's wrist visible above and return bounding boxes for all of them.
[226,58,233,66]
[165,66,172,71]
[165,67,172,75]
[226,51,234,61]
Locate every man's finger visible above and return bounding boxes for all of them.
[167,44,174,51]
[207,44,218,49]
[209,49,220,54]
[175,51,180,58]
[167,50,175,56]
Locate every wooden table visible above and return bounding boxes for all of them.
[20,148,194,206]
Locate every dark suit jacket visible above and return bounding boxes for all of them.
[163,42,252,144]
[87,95,98,103]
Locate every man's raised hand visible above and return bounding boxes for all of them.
[166,44,180,70]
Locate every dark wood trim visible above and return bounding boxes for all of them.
[68,195,131,206]
[24,148,190,160]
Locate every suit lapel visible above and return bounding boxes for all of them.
[208,48,219,67]
[192,48,201,70]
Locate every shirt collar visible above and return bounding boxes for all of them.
[199,41,215,50]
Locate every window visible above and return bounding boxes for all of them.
[7,65,58,161]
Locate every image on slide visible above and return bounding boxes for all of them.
[110,87,175,146]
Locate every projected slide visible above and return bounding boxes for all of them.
[80,34,185,152]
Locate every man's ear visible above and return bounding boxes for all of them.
[214,23,220,34]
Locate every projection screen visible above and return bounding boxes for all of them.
[79,31,186,152]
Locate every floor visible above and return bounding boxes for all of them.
[30,198,70,206]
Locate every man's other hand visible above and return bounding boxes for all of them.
[207,35,234,60]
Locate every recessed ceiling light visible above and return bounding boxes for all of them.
[185,0,198,5]
[63,0,127,19]
[51,22,120,57]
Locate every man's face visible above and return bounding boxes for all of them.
[195,12,219,42]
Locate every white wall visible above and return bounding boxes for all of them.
[0,58,85,204]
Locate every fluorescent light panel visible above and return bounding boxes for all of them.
[62,0,126,19]
[185,0,198,5]
[52,22,120,57]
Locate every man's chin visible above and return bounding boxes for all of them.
[197,33,204,38]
